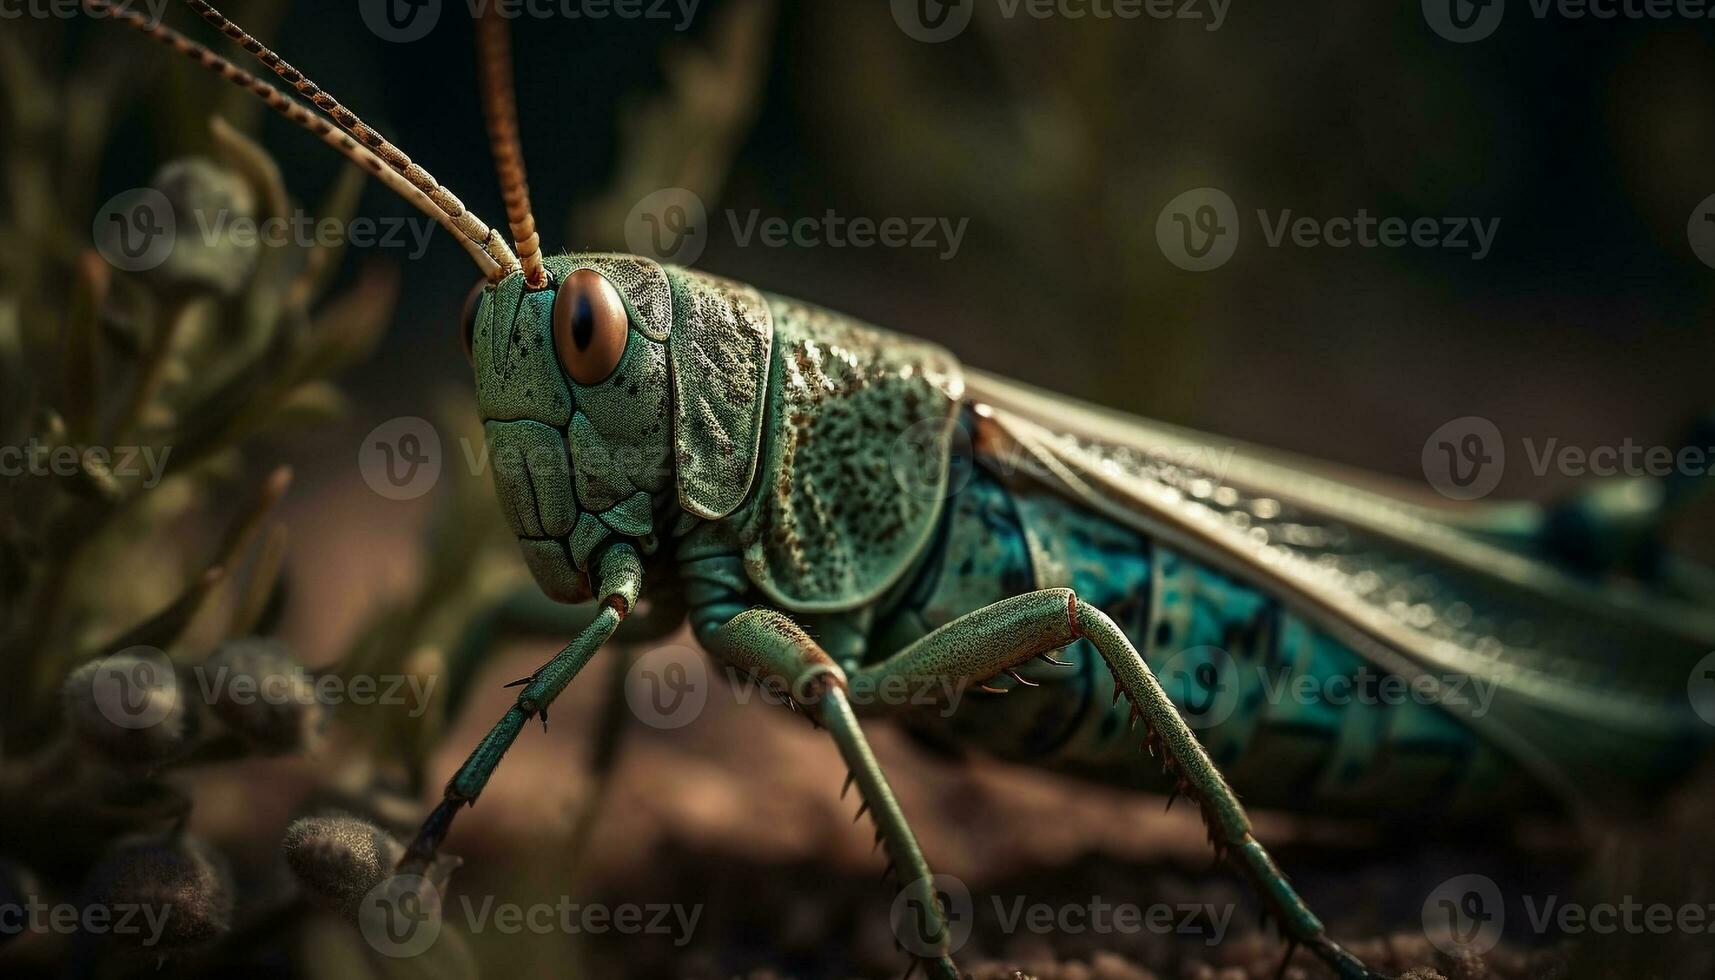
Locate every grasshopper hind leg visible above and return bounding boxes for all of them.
[1072,597,1381,980]
[849,588,1387,980]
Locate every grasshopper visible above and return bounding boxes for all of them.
[98,3,1715,977]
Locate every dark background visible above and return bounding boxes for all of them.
[94,0,1715,509]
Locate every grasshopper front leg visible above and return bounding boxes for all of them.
[399,544,644,872]
[850,588,1385,980]
[707,609,963,980]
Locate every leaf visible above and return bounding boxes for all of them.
[211,465,293,573]
[211,115,294,348]
[230,522,288,639]
[93,564,228,660]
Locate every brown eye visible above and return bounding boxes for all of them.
[552,268,629,385]
[459,279,486,366]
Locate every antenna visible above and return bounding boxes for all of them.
[476,6,550,290]
[178,0,522,279]
[84,0,508,280]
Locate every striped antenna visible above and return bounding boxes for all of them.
[180,0,522,280]
[475,5,550,290]
[84,0,507,280]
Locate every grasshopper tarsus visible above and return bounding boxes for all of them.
[399,798,465,875]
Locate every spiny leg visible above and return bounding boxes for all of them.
[849,588,1383,980]
[442,588,685,876]
[443,581,688,722]
[400,544,643,872]
[707,609,962,980]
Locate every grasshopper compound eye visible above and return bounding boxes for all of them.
[459,280,486,366]
[552,268,629,385]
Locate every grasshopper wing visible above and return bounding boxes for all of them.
[964,369,1715,809]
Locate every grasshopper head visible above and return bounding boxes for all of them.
[113,1,747,605]
[462,253,772,603]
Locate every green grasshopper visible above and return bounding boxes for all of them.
[102,3,1715,977]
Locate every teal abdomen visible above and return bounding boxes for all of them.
[875,458,1541,818]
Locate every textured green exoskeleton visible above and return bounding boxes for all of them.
[420,251,1715,980]
[115,7,1714,978]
